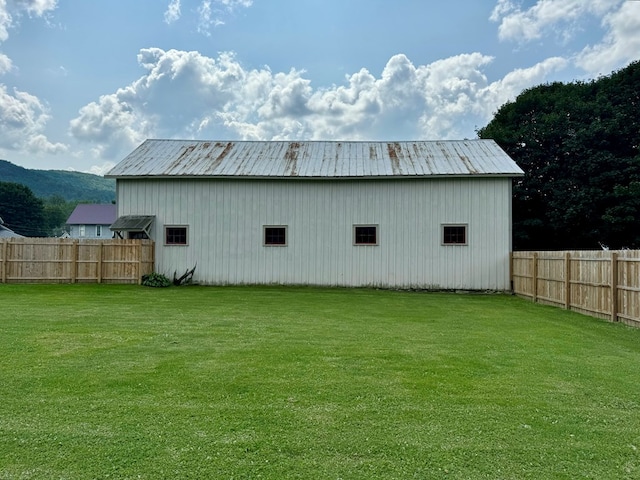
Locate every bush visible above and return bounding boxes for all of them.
[141,272,172,288]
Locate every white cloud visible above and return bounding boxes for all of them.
[0,0,64,157]
[26,133,67,154]
[70,48,253,154]
[197,0,218,34]
[17,0,58,16]
[164,0,253,34]
[0,52,12,73]
[164,0,181,24]
[491,0,618,43]
[86,161,115,176]
[69,90,151,158]
[68,47,570,160]
[477,56,568,117]
[0,0,57,41]
[196,0,249,33]
[0,0,11,42]
[0,84,67,154]
[576,1,640,75]
[218,0,253,7]
[490,1,640,77]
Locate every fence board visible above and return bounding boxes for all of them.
[512,250,640,328]
[0,238,154,284]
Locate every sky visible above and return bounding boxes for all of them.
[0,0,639,174]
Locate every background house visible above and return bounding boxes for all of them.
[65,204,116,239]
[107,140,523,290]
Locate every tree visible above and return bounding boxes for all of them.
[478,61,640,250]
[0,182,47,237]
[42,195,77,237]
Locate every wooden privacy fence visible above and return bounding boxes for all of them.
[511,250,640,328]
[0,238,154,284]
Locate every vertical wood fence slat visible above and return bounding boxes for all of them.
[0,239,154,284]
[532,252,538,303]
[564,251,571,310]
[137,241,142,285]
[511,250,640,328]
[71,240,78,283]
[611,251,618,322]
[1,240,6,284]
[97,242,103,284]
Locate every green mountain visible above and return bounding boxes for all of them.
[0,160,115,202]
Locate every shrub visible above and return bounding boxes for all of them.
[141,272,172,288]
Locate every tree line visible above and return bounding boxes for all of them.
[478,60,640,250]
[0,182,85,237]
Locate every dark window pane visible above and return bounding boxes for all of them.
[265,227,286,245]
[443,226,466,245]
[355,226,377,245]
[166,227,187,245]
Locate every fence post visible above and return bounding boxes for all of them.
[509,252,513,292]
[137,241,143,285]
[97,242,103,284]
[564,251,571,310]
[611,251,618,322]
[71,240,78,283]
[1,240,6,284]
[532,252,538,303]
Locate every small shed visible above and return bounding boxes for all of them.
[65,204,116,239]
[107,139,523,290]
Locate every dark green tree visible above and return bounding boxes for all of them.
[478,61,640,250]
[42,195,77,237]
[0,182,47,237]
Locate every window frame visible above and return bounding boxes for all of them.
[442,224,468,246]
[164,225,189,246]
[263,225,288,247]
[96,225,102,237]
[353,224,379,246]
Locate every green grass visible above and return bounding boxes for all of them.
[1,284,639,479]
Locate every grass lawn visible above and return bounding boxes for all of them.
[1,284,639,479]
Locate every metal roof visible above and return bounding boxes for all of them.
[110,215,155,232]
[66,204,116,225]
[106,139,523,179]
[0,224,24,238]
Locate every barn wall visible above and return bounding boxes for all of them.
[116,177,513,289]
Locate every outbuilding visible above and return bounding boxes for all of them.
[106,140,523,290]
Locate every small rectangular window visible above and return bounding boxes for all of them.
[79,225,85,237]
[165,226,188,245]
[96,225,102,237]
[443,225,467,245]
[264,226,287,246]
[354,225,378,245]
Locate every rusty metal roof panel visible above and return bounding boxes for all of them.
[106,139,524,178]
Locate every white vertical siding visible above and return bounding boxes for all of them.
[117,177,513,289]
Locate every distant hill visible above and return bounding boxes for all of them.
[0,160,115,202]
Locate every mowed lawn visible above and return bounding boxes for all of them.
[1,285,639,479]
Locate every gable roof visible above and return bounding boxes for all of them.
[66,204,116,225]
[0,223,24,238]
[106,139,524,179]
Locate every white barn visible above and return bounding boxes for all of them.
[106,140,523,290]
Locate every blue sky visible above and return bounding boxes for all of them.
[1,0,639,173]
